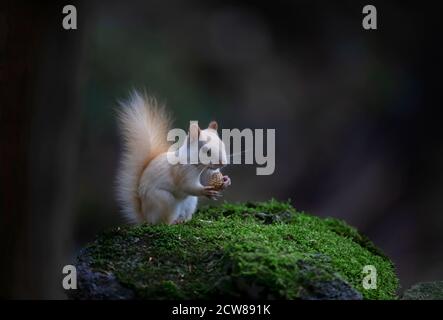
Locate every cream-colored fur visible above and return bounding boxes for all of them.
[116,91,230,224]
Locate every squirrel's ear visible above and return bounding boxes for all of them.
[188,121,201,141]
[208,121,218,131]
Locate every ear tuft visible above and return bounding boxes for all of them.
[208,121,218,130]
[189,122,201,131]
[189,121,201,141]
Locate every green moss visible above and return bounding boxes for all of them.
[82,199,398,299]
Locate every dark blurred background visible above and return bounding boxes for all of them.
[1,0,441,299]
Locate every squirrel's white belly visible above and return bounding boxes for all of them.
[175,196,198,223]
[139,160,199,224]
[140,188,198,224]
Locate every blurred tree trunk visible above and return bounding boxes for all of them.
[0,0,86,298]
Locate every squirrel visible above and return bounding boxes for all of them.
[115,91,231,224]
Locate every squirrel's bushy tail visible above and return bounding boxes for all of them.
[116,91,171,222]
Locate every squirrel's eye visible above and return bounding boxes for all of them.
[202,147,211,156]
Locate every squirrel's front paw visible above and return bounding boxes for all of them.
[221,175,231,190]
[202,186,222,200]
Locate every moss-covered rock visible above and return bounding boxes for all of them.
[402,281,443,300]
[69,200,398,300]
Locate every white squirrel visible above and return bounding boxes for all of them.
[115,91,231,224]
